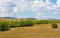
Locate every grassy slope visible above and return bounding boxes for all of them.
[0,23,60,38]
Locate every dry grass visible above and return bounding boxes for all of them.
[0,23,60,38]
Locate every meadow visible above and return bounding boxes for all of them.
[0,18,60,38]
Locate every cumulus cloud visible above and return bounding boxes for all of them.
[33,0,60,19]
[0,0,60,19]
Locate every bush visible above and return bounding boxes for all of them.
[0,22,10,31]
[51,23,58,28]
[10,21,17,28]
[33,20,49,25]
[20,20,33,27]
[9,20,20,28]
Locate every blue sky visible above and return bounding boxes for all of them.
[0,0,60,19]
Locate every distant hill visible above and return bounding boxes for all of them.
[0,17,59,20]
[20,18,37,20]
[48,18,57,20]
[0,17,16,19]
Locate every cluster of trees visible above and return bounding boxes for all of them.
[0,20,34,31]
[0,19,59,31]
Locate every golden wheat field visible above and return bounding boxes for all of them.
[0,23,60,38]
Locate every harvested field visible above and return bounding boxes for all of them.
[0,23,60,38]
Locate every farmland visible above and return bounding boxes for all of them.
[0,23,60,38]
[0,18,60,38]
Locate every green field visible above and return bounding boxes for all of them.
[0,18,60,38]
[0,23,60,38]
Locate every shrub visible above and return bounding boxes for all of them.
[10,21,17,28]
[20,20,33,27]
[9,20,20,28]
[51,23,58,28]
[39,20,49,24]
[25,20,33,26]
[33,20,49,25]
[0,22,10,31]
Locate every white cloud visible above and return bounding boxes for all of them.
[13,7,18,12]
[35,0,60,19]
[53,12,58,15]
[0,0,60,19]
[57,0,60,6]
[0,12,9,17]
[0,7,7,12]
[46,0,52,5]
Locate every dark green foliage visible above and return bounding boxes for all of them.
[20,20,33,27]
[25,20,33,26]
[0,22,10,31]
[51,23,58,28]
[10,20,17,28]
[33,20,49,24]
[0,19,59,31]
[10,20,20,28]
